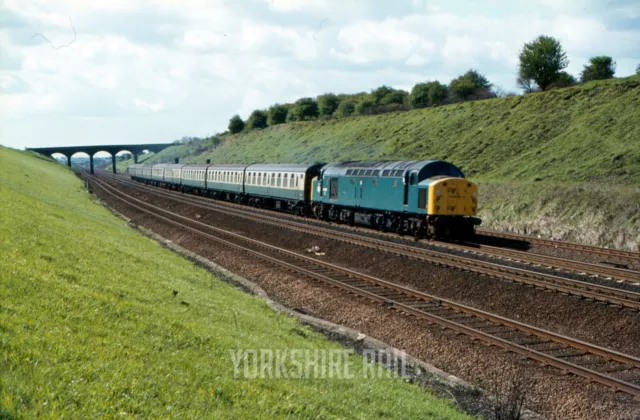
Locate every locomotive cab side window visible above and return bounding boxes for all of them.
[329,178,339,199]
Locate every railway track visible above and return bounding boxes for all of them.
[90,175,640,397]
[478,229,640,263]
[100,172,640,284]
[95,173,640,311]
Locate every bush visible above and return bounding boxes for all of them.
[317,93,340,116]
[379,90,408,106]
[290,97,319,121]
[355,99,376,115]
[580,56,616,82]
[409,81,448,108]
[228,115,245,134]
[333,100,356,118]
[427,81,448,105]
[485,366,536,420]
[267,104,289,126]
[371,85,395,104]
[450,77,476,101]
[245,109,268,130]
[549,71,578,89]
[409,83,430,108]
[450,69,492,101]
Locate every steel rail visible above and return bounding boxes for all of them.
[478,229,640,261]
[101,171,640,283]
[96,173,640,310]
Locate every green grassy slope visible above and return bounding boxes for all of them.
[113,76,639,249]
[140,76,639,184]
[0,146,469,418]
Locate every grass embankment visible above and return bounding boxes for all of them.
[115,76,640,249]
[0,146,469,418]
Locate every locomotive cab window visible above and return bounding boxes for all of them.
[329,178,339,199]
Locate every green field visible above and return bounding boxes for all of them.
[0,146,470,418]
[111,76,640,249]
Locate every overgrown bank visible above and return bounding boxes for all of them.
[112,76,639,249]
[0,146,469,418]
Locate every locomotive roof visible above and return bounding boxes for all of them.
[320,160,447,173]
[151,163,174,168]
[246,163,322,172]
[319,160,465,179]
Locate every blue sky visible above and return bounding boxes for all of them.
[1,0,639,150]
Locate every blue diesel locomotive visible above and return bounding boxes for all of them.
[127,159,480,238]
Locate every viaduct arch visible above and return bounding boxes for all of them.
[27,143,173,174]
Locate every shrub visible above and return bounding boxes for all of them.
[549,71,578,89]
[333,100,356,118]
[267,104,289,126]
[580,56,616,82]
[354,99,376,115]
[228,115,245,134]
[379,90,408,106]
[450,69,492,101]
[291,97,319,120]
[370,85,395,104]
[409,83,430,108]
[317,93,340,116]
[245,109,268,130]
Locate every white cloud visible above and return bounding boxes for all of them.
[0,0,639,149]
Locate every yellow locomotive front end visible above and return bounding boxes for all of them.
[428,177,477,216]
[424,177,480,238]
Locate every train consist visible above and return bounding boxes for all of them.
[127,160,481,238]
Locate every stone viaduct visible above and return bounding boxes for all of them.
[27,143,173,174]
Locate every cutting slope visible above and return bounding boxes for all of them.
[137,76,639,184]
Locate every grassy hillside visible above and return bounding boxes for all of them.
[134,75,639,184]
[0,146,469,418]
[110,76,639,249]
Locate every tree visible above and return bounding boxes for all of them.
[427,81,448,105]
[317,93,340,116]
[379,89,408,105]
[518,35,569,91]
[333,100,356,117]
[409,82,430,108]
[291,97,319,120]
[228,115,245,134]
[410,81,448,108]
[462,69,491,89]
[354,98,375,115]
[245,109,268,130]
[449,77,476,101]
[267,104,288,126]
[449,69,492,101]
[285,108,297,123]
[516,75,537,93]
[637,63,640,75]
[371,85,395,104]
[580,56,616,82]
